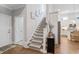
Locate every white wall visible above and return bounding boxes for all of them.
[0,13,12,47]
[12,6,27,46]
[26,4,46,44]
[13,4,46,46]
[0,5,13,47]
[47,5,58,44]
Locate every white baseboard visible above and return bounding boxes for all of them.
[14,40,29,48]
[0,45,16,54]
[40,49,47,53]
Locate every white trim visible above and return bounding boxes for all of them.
[0,45,16,54]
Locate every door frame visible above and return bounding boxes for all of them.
[58,21,61,44]
[14,16,25,43]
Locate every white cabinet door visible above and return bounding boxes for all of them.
[0,14,12,47]
[14,16,24,43]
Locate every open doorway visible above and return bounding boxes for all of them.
[55,4,79,54]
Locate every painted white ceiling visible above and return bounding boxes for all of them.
[54,4,79,11]
[1,4,79,13]
[48,4,79,14]
[0,4,25,10]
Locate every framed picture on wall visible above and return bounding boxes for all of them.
[35,9,41,17]
[30,9,42,19]
[30,11,36,19]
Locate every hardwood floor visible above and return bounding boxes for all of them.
[55,36,79,54]
[3,36,79,54]
[2,45,42,54]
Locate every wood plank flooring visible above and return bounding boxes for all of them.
[2,45,42,54]
[3,36,79,54]
[55,36,79,54]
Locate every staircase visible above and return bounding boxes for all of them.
[28,18,48,53]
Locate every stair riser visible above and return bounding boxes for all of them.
[35,32,43,34]
[30,39,43,43]
[35,31,43,33]
[29,46,40,49]
[33,34,43,37]
[29,44,41,48]
[36,29,43,31]
[34,34,43,37]
[35,30,43,32]
[29,41,42,44]
[31,41,43,44]
[32,36,43,39]
[29,46,41,51]
[31,39,43,42]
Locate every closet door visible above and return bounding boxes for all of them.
[0,14,12,47]
[14,16,24,43]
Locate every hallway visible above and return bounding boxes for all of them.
[55,36,79,54]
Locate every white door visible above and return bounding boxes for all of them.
[14,16,24,43]
[0,14,12,47]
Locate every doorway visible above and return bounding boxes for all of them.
[14,16,24,43]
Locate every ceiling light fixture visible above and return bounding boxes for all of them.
[62,17,68,21]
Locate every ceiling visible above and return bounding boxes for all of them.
[54,4,79,11]
[0,4,25,10]
[49,4,79,14]
[0,4,79,13]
